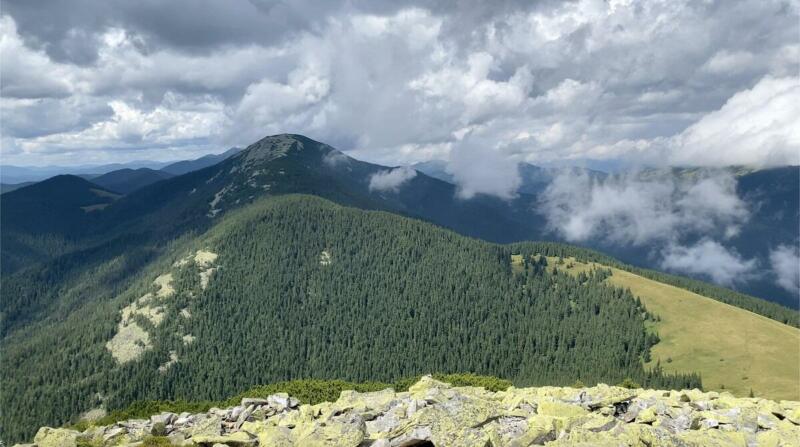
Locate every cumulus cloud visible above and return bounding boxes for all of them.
[668,76,800,167]
[660,240,757,286]
[770,245,800,295]
[368,166,417,192]
[1,0,798,183]
[539,171,748,245]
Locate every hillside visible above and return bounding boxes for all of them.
[160,147,241,175]
[0,176,120,271]
[90,168,174,194]
[538,256,799,401]
[0,181,35,194]
[27,376,800,446]
[0,194,698,443]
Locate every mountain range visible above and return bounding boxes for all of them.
[1,134,798,444]
[0,147,242,192]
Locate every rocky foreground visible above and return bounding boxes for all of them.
[22,377,800,446]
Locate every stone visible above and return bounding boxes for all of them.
[33,427,79,447]
[189,414,223,437]
[229,405,244,421]
[267,393,293,411]
[636,407,657,424]
[241,397,269,407]
[32,378,800,447]
[102,426,127,442]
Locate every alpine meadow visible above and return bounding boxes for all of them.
[1,1,799,446]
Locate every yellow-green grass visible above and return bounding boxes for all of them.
[541,256,800,401]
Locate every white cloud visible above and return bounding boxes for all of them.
[669,76,800,167]
[661,240,757,286]
[1,0,799,182]
[0,16,74,99]
[770,245,800,295]
[409,52,533,123]
[701,50,756,75]
[447,130,522,200]
[17,95,228,157]
[368,166,417,192]
[541,79,601,109]
[539,171,748,245]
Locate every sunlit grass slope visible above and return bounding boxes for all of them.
[544,256,800,401]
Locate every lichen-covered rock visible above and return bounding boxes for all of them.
[32,427,80,447]
[22,377,800,446]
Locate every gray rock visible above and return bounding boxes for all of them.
[659,414,691,433]
[151,412,176,426]
[388,425,433,446]
[102,426,127,441]
[267,393,293,411]
[174,416,193,426]
[234,405,254,430]
[241,397,269,407]
[229,406,244,421]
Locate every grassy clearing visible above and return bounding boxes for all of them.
[544,256,800,401]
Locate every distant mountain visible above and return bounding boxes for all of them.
[411,160,453,183]
[0,161,170,184]
[413,160,607,194]
[0,182,35,194]
[160,147,242,176]
[730,166,800,305]
[0,148,241,184]
[0,176,120,271]
[91,168,174,194]
[517,163,607,194]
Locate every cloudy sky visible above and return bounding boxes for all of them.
[2,0,798,176]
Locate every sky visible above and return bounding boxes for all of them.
[1,0,798,177]
[1,0,798,293]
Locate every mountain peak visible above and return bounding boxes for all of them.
[239,134,330,166]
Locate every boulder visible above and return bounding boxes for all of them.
[33,427,80,447]
[241,397,269,407]
[36,377,800,447]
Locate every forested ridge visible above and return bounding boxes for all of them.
[0,195,699,443]
[509,242,800,328]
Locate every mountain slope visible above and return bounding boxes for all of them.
[0,176,121,271]
[542,255,799,400]
[90,168,174,194]
[0,194,697,443]
[0,181,35,194]
[104,135,543,244]
[160,147,241,176]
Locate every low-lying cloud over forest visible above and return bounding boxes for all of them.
[539,170,796,292]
